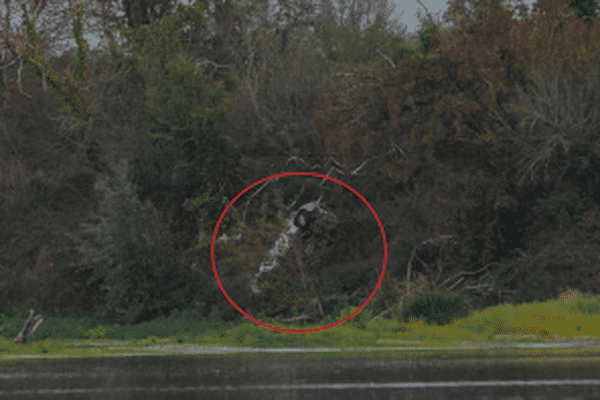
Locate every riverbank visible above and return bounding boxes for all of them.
[3,335,600,361]
[2,290,600,361]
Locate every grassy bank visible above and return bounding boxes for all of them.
[2,292,600,357]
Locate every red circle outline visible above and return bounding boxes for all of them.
[211,172,388,333]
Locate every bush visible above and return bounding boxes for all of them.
[392,42,422,64]
[339,305,373,330]
[321,293,349,320]
[513,268,552,305]
[418,24,441,55]
[78,324,119,340]
[567,0,598,19]
[402,290,469,326]
[59,159,197,326]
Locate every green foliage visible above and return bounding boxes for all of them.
[21,0,92,120]
[392,42,422,64]
[320,293,350,319]
[567,140,600,201]
[78,324,119,340]
[418,24,441,55]
[108,1,239,253]
[58,159,196,326]
[129,53,239,250]
[491,0,509,10]
[513,266,552,305]
[71,2,89,84]
[340,305,372,330]
[340,265,373,294]
[402,290,470,326]
[315,20,409,74]
[555,191,585,232]
[568,0,598,19]
[540,189,585,232]
[313,265,373,298]
[186,181,229,251]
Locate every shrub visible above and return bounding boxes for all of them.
[339,305,373,330]
[59,159,196,326]
[513,268,552,305]
[392,42,422,64]
[418,24,442,55]
[567,0,598,19]
[78,324,119,340]
[321,293,349,320]
[402,290,470,326]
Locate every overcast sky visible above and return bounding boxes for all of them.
[4,0,541,58]
[397,0,455,32]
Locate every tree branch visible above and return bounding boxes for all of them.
[12,309,43,344]
[375,48,395,69]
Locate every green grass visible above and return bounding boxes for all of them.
[2,292,600,358]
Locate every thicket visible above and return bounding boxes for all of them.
[58,159,201,326]
[116,4,242,254]
[2,0,600,327]
[311,0,600,308]
[402,290,470,326]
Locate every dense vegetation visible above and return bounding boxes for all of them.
[0,0,599,335]
[2,288,600,355]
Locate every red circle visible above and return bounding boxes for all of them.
[211,172,388,333]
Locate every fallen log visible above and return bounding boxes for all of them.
[11,309,44,344]
[280,314,317,325]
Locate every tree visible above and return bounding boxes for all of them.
[418,23,441,54]
[311,0,600,289]
[567,0,598,18]
[119,3,242,253]
[89,0,179,29]
[59,159,199,325]
[11,309,44,344]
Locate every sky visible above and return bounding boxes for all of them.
[394,0,543,33]
[396,0,458,32]
[2,0,541,58]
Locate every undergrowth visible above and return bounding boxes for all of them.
[3,291,600,356]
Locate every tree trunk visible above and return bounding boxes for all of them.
[294,240,324,323]
[10,309,44,344]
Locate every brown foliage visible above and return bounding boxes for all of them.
[311,0,600,268]
[252,240,309,319]
[0,70,102,312]
[215,216,286,313]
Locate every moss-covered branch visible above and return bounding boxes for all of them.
[21,0,92,119]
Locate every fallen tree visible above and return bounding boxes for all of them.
[279,314,319,325]
[0,309,44,344]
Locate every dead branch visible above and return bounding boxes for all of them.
[375,48,395,69]
[280,314,316,325]
[438,264,492,291]
[195,58,231,80]
[406,236,443,297]
[12,309,43,344]
[241,179,274,222]
[369,302,404,324]
[406,235,497,297]
[16,58,32,98]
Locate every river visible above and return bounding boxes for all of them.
[2,341,600,399]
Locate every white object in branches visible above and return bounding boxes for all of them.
[249,196,337,294]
